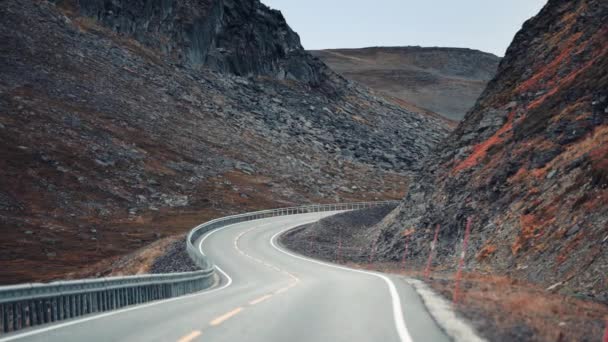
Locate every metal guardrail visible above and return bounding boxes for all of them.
[186,201,399,270]
[0,200,398,334]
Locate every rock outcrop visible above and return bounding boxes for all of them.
[0,0,449,283]
[310,47,500,120]
[53,0,325,84]
[372,0,607,301]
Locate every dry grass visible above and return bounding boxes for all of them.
[429,272,608,342]
[452,112,516,173]
[66,235,182,279]
[355,261,608,342]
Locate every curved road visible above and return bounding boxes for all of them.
[1,212,449,342]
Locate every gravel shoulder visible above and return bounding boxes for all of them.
[149,238,199,274]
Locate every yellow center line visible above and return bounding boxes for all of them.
[177,330,202,342]
[248,294,273,305]
[209,307,244,326]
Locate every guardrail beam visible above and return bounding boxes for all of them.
[0,200,398,334]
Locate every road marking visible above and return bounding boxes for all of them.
[270,227,414,342]
[234,220,292,277]
[248,294,273,305]
[0,214,331,342]
[0,219,249,342]
[177,330,202,342]
[209,307,243,326]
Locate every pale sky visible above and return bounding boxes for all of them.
[261,0,548,56]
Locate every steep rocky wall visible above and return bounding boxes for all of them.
[53,0,324,83]
[373,0,608,301]
[0,0,449,283]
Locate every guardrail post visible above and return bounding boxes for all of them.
[50,299,56,322]
[70,296,75,318]
[92,292,97,313]
[31,300,38,324]
[0,303,4,333]
[109,290,113,310]
[79,294,84,316]
[3,303,9,333]
[67,295,72,318]
[20,302,27,329]
[5,303,11,333]
[95,292,100,312]
[74,296,79,318]
[84,294,89,314]
[60,296,65,319]
[11,303,17,331]
[60,296,66,319]
[36,299,43,324]
[43,299,48,323]
[28,300,34,326]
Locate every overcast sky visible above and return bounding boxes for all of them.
[260,0,547,56]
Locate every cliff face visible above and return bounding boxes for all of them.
[373,0,608,301]
[54,0,324,83]
[0,0,449,283]
[310,47,500,120]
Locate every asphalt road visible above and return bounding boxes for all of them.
[1,212,449,342]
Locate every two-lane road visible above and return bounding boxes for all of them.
[1,212,449,342]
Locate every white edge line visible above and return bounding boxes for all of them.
[270,226,414,342]
[0,218,248,342]
[0,213,337,341]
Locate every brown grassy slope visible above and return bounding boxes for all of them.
[310,47,500,121]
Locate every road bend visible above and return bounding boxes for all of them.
[1,212,449,342]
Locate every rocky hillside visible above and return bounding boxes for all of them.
[310,47,500,121]
[371,0,607,301]
[0,0,449,283]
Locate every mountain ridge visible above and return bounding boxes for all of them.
[310,46,501,120]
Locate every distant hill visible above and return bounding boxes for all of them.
[310,47,500,120]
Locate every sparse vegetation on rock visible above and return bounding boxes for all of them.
[0,0,449,283]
